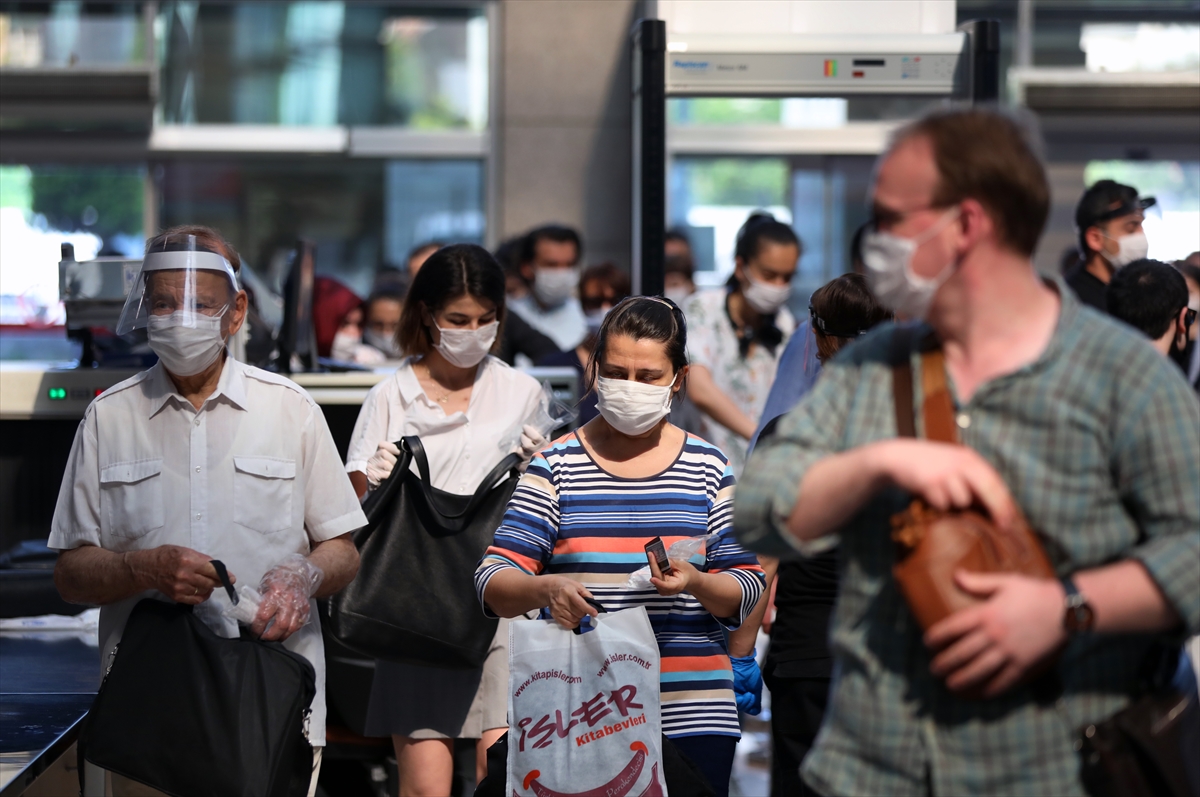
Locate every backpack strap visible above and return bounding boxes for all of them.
[891,327,917,438]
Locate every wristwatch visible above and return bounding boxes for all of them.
[1061,577,1095,634]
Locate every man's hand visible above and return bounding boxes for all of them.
[543,576,598,629]
[925,570,1067,698]
[126,545,232,605]
[251,555,323,642]
[879,440,1018,530]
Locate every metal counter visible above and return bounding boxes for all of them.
[0,632,99,795]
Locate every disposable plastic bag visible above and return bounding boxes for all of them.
[499,381,580,455]
[624,533,719,590]
[507,607,667,797]
[222,554,323,630]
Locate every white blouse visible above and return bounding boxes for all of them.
[345,356,546,495]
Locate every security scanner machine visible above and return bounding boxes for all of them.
[630,18,1000,294]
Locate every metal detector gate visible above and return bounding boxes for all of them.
[631,18,999,295]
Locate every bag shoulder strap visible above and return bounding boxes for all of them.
[891,327,917,438]
[404,435,523,521]
[920,348,959,444]
[891,326,958,444]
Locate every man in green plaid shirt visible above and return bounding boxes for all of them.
[735,108,1199,796]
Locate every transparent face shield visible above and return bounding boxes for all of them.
[116,234,240,335]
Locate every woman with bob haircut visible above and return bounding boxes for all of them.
[476,296,767,797]
[344,243,548,796]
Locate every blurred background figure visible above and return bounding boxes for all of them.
[731,271,891,797]
[1066,179,1156,311]
[509,224,586,351]
[361,287,405,360]
[536,262,631,424]
[1107,258,1195,360]
[313,275,382,365]
[407,241,444,279]
[491,234,560,367]
[494,235,529,301]
[682,212,798,476]
[665,227,693,261]
[1175,253,1200,390]
[664,251,697,309]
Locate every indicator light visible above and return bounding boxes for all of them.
[48,387,67,400]
[94,388,104,397]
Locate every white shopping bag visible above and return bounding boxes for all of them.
[508,607,668,797]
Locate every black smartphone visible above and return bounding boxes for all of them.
[644,537,673,576]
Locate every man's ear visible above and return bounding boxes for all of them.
[226,290,249,336]
[1177,307,1190,348]
[1084,226,1107,257]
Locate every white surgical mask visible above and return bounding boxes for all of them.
[533,267,579,308]
[861,207,961,320]
[330,329,360,362]
[742,274,791,315]
[147,312,227,376]
[434,321,498,368]
[584,308,609,336]
[595,376,675,436]
[1100,230,1149,270]
[363,329,401,358]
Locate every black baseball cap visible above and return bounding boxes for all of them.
[1076,179,1156,232]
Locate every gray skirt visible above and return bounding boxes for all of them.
[364,617,510,739]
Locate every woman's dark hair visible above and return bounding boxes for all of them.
[734,212,801,265]
[584,296,688,394]
[396,244,507,357]
[809,273,892,363]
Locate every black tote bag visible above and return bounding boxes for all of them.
[79,562,315,797]
[329,436,521,668]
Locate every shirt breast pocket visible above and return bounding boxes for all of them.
[99,459,165,539]
[232,456,296,534]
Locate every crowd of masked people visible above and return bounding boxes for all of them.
[48,106,1198,797]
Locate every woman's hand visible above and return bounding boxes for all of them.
[648,556,697,597]
[544,576,598,629]
[366,441,400,488]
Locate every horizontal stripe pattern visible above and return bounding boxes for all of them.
[475,432,765,739]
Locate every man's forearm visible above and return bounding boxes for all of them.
[308,534,359,598]
[787,445,886,542]
[1075,559,1182,635]
[55,545,147,605]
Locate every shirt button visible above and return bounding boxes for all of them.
[194,418,201,426]
[956,413,971,429]
[196,513,202,520]
[195,466,201,473]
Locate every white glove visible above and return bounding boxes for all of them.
[366,441,400,488]
[518,424,549,459]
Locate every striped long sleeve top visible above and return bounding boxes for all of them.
[475,431,766,740]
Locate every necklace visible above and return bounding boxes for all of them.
[419,363,466,404]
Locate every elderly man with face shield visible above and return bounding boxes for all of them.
[50,226,365,796]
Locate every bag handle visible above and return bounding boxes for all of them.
[401,436,524,521]
[210,559,238,605]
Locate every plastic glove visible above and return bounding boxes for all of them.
[251,554,324,641]
[518,424,549,459]
[731,651,763,716]
[366,441,400,488]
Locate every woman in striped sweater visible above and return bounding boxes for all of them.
[475,296,766,797]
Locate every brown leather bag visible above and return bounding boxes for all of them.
[890,341,1055,631]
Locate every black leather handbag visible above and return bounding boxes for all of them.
[79,562,315,797]
[329,436,521,668]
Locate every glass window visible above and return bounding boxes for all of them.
[156,157,484,298]
[0,3,148,68]
[669,156,874,309]
[0,163,144,360]
[1080,23,1200,73]
[1084,160,1200,262]
[158,2,488,128]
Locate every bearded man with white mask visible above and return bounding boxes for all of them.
[50,226,365,796]
[735,109,1199,796]
[1065,179,1156,311]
